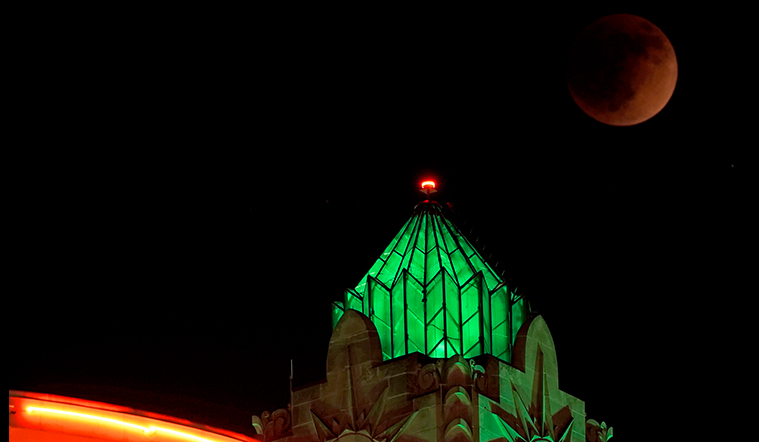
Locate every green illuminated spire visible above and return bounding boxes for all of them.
[332,196,530,362]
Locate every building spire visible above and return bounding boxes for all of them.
[331,179,531,362]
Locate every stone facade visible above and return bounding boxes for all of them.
[253,309,611,442]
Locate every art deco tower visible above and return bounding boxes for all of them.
[253,181,612,442]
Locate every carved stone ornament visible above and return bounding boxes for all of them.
[252,408,292,440]
[470,360,487,394]
[492,347,574,442]
[585,419,613,442]
[310,309,418,442]
[416,356,486,395]
[417,360,443,393]
[310,384,417,442]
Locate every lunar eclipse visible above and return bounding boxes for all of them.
[567,14,678,126]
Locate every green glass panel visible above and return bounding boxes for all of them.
[381,251,403,287]
[511,295,527,348]
[406,275,425,354]
[491,285,509,360]
[391,276,406,358]
[355,216,418,295]
[470,254,501,291]
[408,246,425,283]
[468,254,488,286]
[425,250,441,281]
[391,223,418,288]
[381,218,413,260]
[346,289,363,313]
[369,278,392,360]
[407,328,423,354]
[368,255,386,277]
[468,252,484,268]
[425,214,437,252]
[439,223,461,280]
[451,248,472,282]
[445,340,459,357]
[434,218,448,251]
[456,226,477,258]
[429,338,445,358]
[394,220,414,257]
[479,274,491,354]
[439,248,456,280]
[396,247,413,286]
[331,301,345,329]
[461,276,481,358]
[444,270,461,356]
[436,221,452,252]
[484,270,501,294]
[464,342,480,359]
[462,273,484,358]
[355,258,384,295]
[425,273,444,356]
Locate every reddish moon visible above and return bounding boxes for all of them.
[567,14,678,126]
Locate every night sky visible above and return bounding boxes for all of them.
[12,4,748,440]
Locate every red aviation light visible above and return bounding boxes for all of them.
[420,180,438,199]
[421,180,436,190]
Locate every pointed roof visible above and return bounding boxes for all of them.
[354,201,502,295]
[332,198,530,362]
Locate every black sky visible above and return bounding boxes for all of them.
[11,4,749,440]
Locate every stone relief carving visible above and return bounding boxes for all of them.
[416,356,488,395]
[417,359,443,393]
[412,355,480,442]
[586,419,613,442]
[491,347,574,442]
[252,407,292,441]
[470,359,487,394]
[310,384,417,442]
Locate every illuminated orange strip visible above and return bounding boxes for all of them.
[421,180,436,189]
[26,406,231,442]
[27,407,152,433]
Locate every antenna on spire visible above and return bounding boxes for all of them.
[420,180,437,200]
[289,359,294,413]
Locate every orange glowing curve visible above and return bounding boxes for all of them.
[421,180,436,189]
[26,407,226,442]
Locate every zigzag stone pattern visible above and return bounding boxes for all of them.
[253,310,610,442]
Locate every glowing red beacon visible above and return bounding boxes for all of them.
[420,180,437,199]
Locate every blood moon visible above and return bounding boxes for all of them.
[567,14,678,126]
